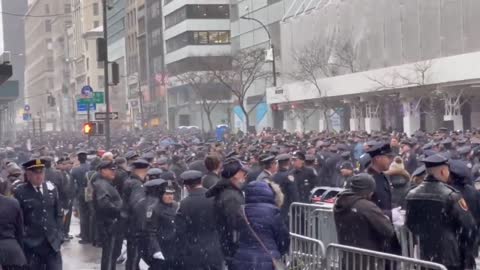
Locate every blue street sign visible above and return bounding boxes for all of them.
[24,104,30,111]
[81,85,94,98]
[77,101,96,112]
[23,113,32,121]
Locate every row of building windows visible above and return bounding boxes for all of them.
[150,1,161,19]
[166,31,230,53]
[165,5,229,29]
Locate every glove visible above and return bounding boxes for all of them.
[153,251,165,260]
[392,207,405,227]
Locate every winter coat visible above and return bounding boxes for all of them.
[334,191,395,252]
[384,168,410,208]
[0,194,27,266]
[233,181,290,270]
[175,188,223,269]
[205,178,245,258]
[202,171,221,190]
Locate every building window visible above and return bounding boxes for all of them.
[86,58,89,70]
[94,21,100,28]
[93,3,99,16]
[194,32,208,44]
[150,1,161,18]
[64,3,71,13]
[45,20,52,32]
[187,5,229,19]
[166,31,230,53]
[45,4,50,14]
[138,17,146,34]
[151,28,162,47]
[165,5,230,28]
[209,31,230,44]
[165,7,187,28]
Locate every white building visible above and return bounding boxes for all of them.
[266,0,480,134]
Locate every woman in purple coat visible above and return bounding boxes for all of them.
[233,180,290,270]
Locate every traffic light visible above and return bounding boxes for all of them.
[83,122,96,136]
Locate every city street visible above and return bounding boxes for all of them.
[62,219,148,270]
[62,219,102,270]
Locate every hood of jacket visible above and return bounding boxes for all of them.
[334,191,365,214]
[244,180,275,205]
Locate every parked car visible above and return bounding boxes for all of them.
[310,186,344,205]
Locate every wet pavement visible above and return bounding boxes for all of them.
[62,218,103,270]
[62,218,148,270]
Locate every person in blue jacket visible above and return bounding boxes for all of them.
[233,180,290,270]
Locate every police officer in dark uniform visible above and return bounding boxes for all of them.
[406,154,477,270]
[366,143,395,217]
[122,159,150,270]
[133,179,178,270]
[256,155,278,182]
[0,190,27,270]
[290,151,317,203]
[92,160,123,270]
[14,159,63,270]
[57,157,76,241]
[272,154,299,225]
[71,150,91,243]
[176,170,224,270]
[113,157,130,195]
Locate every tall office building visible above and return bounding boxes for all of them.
[107,0,129,129]
[163,0,232,130]
[144,0,165,127]
[68,0,106,128]
[24,0,56,130]
[0,0,26,141]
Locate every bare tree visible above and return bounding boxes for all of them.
[290,36,337,131]
[368,60,433,90]
[333,39,365,73]
[176,71,225,132]
[288,105,318,133]
[208,49,270,130]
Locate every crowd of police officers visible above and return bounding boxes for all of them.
[2,127,480,269]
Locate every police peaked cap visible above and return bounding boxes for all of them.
[180,170,203,184]
[22,158,46,170]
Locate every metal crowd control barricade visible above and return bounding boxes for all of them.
[396,225,420,258]
[288,233,325,270]
[325,243,447,270]
[289,203,338,245]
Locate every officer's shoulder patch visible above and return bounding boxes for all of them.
[287,175,294,182]
[146,209,153,219]
[458,198,469,211]
[46,181,55,191]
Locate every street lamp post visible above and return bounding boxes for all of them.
[240,16,277,87]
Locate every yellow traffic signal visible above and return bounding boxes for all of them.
[83,122,95,135]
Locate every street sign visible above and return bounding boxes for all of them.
[76,101,96,112]
[81,85,94,98]
[23,113,32,121]
[24,104,30,111]
[95,112,119,120]
[77,92,105,105]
